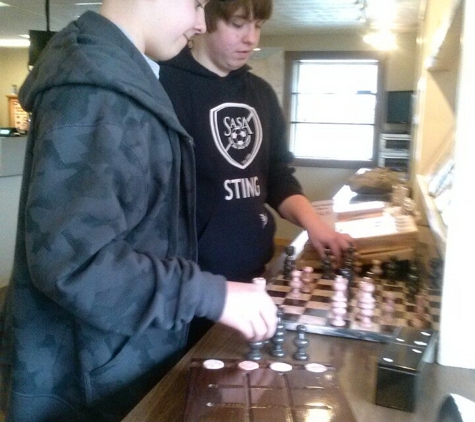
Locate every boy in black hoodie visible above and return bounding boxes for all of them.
[160,0,353,348]
[160,0,353,283]
[0,1,277,421]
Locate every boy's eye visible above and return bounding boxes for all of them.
[231,19,246,28]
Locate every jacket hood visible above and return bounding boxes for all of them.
[19,11,187,136]
[161,47,250,80]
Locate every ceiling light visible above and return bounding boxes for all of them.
[75,2,102,5]
[0,1,11,6]
[0,39,30,47]
[363,30,397,51]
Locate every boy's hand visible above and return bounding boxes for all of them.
[218,281,277,342]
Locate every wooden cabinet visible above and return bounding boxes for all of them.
[412,0,475,369]
[412,0,462,256]
[6,94,29,131]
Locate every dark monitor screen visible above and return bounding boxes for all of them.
[386,90,413,124]
[28,30,56,67]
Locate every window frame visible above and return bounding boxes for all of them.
[283,51,387,169]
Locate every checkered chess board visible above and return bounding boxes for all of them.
[266,271,441,342]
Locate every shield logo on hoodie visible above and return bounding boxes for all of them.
[210,103,262,169]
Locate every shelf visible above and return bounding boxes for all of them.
[425,0,463,71]
[416,175,447,255]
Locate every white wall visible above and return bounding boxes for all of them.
[249,32,418,241]
[0,175,21,287]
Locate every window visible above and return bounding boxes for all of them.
[284,51,385,168]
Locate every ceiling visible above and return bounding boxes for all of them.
[0,0,422,45]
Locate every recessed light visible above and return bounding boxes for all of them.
[0,2,11,7]
[0,39,30,47]
[75,2,102,5]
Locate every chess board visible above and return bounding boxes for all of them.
[266,271,441,343]
[184,358,356,422]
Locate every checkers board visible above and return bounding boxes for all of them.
[266,271,441,342]
[184,359,356,422]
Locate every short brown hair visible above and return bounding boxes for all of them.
[205,0,273,32]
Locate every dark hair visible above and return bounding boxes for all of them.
[205,0,273,32]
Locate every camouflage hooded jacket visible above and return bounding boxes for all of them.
[0,11,226,422]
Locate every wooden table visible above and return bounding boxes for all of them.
[122,323,475,422]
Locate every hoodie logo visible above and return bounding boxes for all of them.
[210,103,262,169]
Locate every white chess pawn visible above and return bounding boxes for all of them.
[289,270,302,298]
[412,293,428,328]
[382,291,396,324]
[370,260,383,281]
[300,266,313,293]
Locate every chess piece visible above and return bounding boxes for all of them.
[353,252,363,278]
[407,261,420,302]
[270,307,286,357]
[283,246,296,279]
[247,277,268,360]
[356,278,376,329]
[321,248,333,280]
[382,291,396,325]
[428,258,443,289]
[247,340,264,361]
[293,325,309,361]
[411,293,429,328]
[289,270,302,298]
[370,260,383,282]
[385,256,398,285]
[343,246,355,284]
[331,275,348,327]
[300,266,313,293]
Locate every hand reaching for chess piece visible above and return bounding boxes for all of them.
[218,280,277,342]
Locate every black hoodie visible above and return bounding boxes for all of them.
[161,48,303,281]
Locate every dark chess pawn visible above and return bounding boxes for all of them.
[293,325,309,361]
[270,307,286,358]
[321,248,333,280]
[429,258,444,289]
[283,245,296,280]
[341,247,355,287]
[247,340,264,361]
[344,245,355,268]
[407,261,420,302]
[385,256,398,285]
